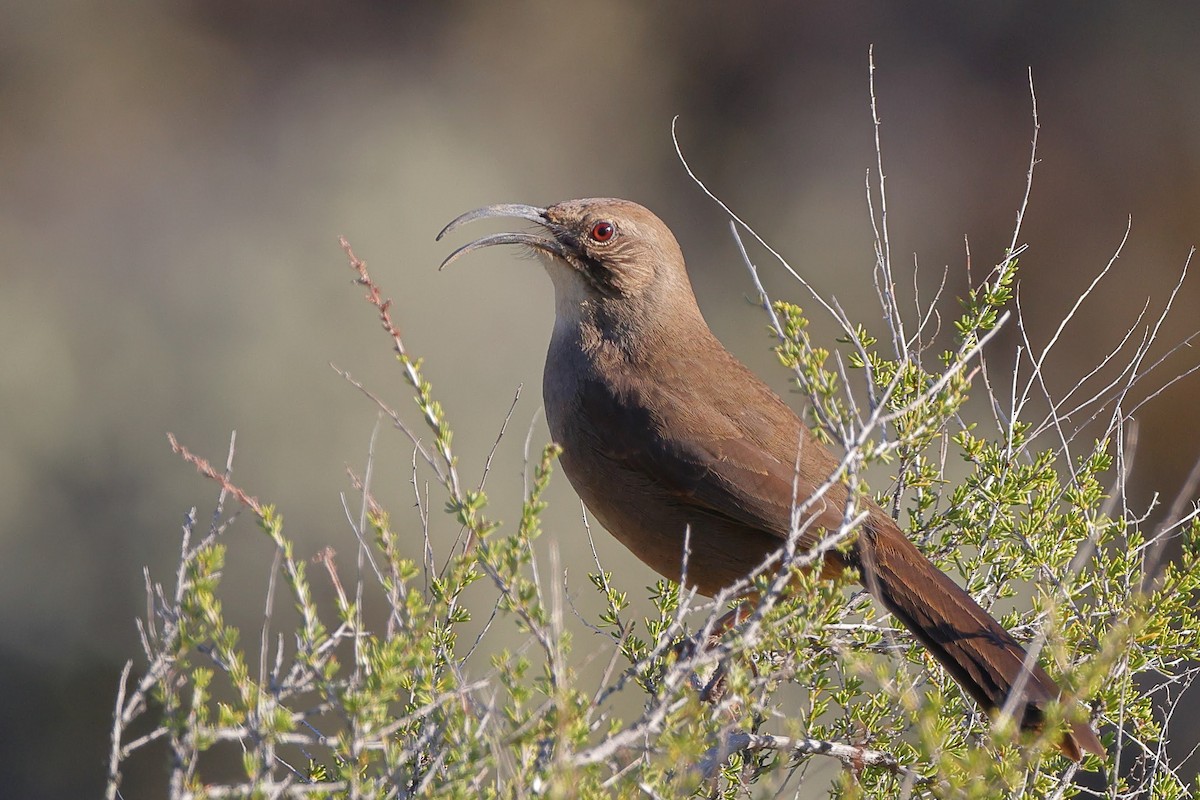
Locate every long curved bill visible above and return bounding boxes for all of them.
[436,203,566,270]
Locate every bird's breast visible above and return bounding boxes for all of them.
[540,330,790,593]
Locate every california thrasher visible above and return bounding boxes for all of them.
[437,197,1103,760]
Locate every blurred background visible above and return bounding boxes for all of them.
[3,2,1198,796]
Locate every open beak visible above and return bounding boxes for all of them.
[436,203,569,270]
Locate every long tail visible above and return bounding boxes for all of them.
[854,517,1104,761]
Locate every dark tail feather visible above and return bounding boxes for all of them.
[856,518,1104,760]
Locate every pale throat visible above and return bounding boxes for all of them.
[546,260,597,326]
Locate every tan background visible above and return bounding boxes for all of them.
[3,3,1198,795]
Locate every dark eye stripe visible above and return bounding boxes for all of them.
[580,254,621,296]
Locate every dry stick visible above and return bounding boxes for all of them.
[1014,220,1130,450]
[671,118,844,335]
[1008,68,1040,256]
[345,463,409,639]
[478,384,522,496]
[167,432,262,515]
[333,365,444,485]
[867,43,907,362]
[260,545,283,691]
[353,416,383,675]
[693,732,931,787]
[105,660,135,800]
[1022,293,1150,440]
[1102,248,1193,428]
[1143,452,1200,586]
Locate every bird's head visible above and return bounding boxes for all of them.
[438,198,699,325]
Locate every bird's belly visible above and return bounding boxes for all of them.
[542,342,787,596]
[556,446,783,597]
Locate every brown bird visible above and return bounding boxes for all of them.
[437,197,1103,761]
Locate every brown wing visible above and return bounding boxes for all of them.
[571,356,846,545]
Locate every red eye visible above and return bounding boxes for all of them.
[590,221,615,242]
